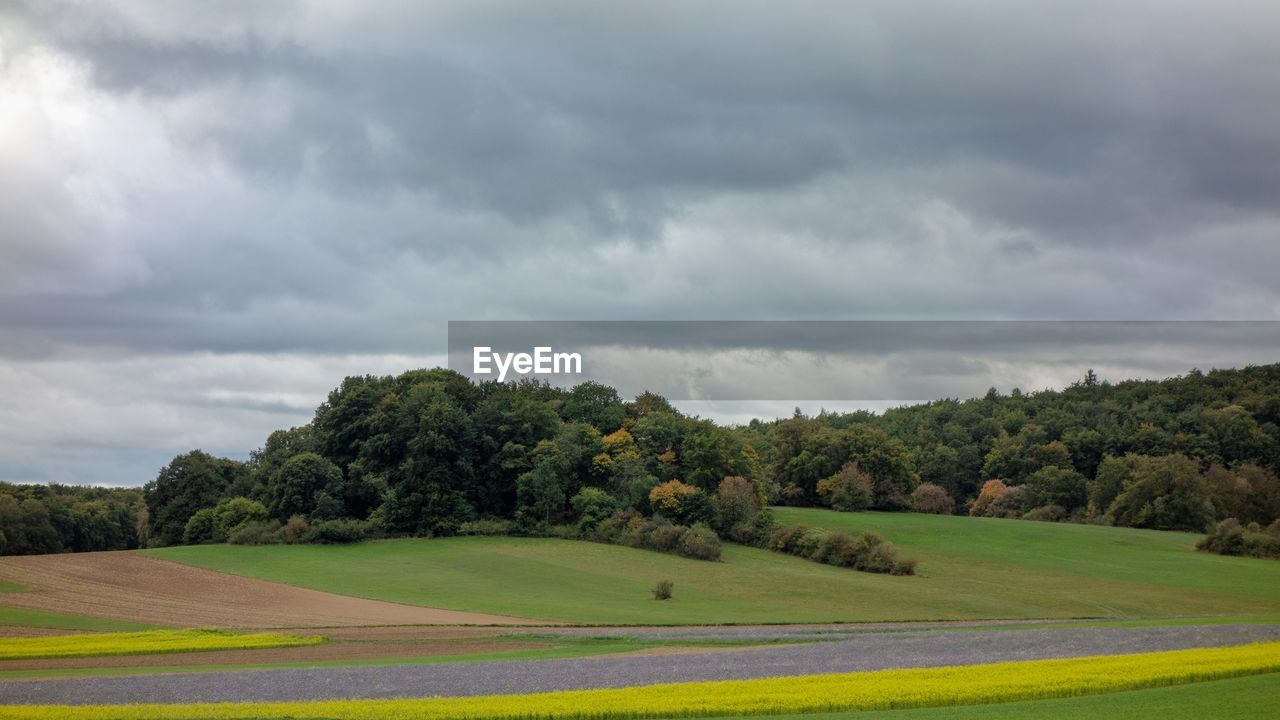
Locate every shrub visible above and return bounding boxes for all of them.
[649,480,697,515]
[585,509,722,563]
[1197,518,1280,559]
[227,520,282,545]
[813,531,857,567]
[569,488,619,531]
[457,519,515,536]
[645,520,683,553]
[794,527,827,559]
[182,508,217,545]
[652,580,674,600]
[212,497,269,541]
[281,515,310,544]
[713,476,759,530]
[817,462,874,512]
[970,479,1008,516]
[891,557,918,576]
[676,489,720,529]
[752,508,778,540]
[304,519,369,544]
[1023,504,1066,522]
[618,515,651,548]
[766,524,810,554]
[677,525,721,561]
[912,483,954,515]
[725,521,757,544]
[591,508,640,544]
[548,523,580,539]
[763,524,916,575]
[987,485,1026,518]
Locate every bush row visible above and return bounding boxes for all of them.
[1197,518,1280,559]
[225,516,374,546]
[453,509,724,561]
[761,522,916,575]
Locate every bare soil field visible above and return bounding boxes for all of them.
[0,552,540,628]
[0,628,71,639]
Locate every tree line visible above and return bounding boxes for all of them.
[3,363,1279,557]
[0,482,142,556]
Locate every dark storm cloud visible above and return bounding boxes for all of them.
[2,1,1279,484]
[35,1,1280,235]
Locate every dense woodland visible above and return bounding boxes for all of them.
[3,363,1280,558]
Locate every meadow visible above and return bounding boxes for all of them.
[0,607,154,633]
[147,509,1280,625]
[1,643,1276,720]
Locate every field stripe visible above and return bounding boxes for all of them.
[1,642,1277,720]
[0,630,325,661]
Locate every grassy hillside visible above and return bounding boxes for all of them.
[147,511,1280,624]
[773,508,1280,603]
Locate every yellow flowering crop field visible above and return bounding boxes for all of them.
[0,642,1276,720]
[0,629,325,661]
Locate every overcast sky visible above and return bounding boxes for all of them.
[2,1,1279,486]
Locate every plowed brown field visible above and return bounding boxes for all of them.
[0,552,541,628]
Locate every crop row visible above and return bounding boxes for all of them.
[2,642,1278,719]
[0,629,325,661]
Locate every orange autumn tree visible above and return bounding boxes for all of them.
[649,480,697,514]
[970,479,1009,516]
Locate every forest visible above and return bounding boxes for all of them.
[3,363,1279,558]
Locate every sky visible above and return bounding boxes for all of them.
[1,1,1279,486]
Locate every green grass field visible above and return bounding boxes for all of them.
[775,508,1280,602]
[0,606,156,633]
[689,672,1280,720]
[147,509,1280,625]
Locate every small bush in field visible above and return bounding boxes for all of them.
[677,525,721,561]
[652,580,674,600]
[891,557,919,576]
[912,483,954,515]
